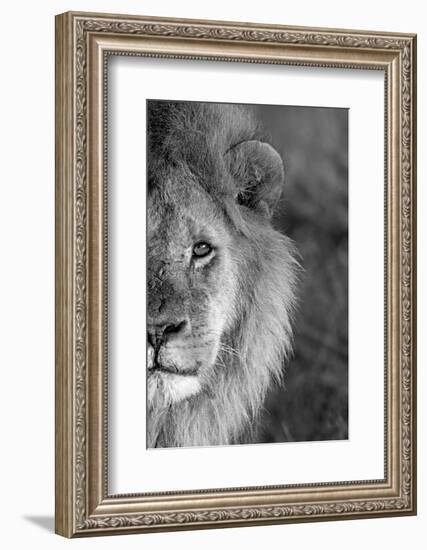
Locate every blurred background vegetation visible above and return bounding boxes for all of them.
[253,104,349,443]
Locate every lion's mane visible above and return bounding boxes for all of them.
[147,101,299,447]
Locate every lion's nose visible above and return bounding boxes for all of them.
[147,320,188,348]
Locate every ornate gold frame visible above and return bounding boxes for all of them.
[55,11,417,538]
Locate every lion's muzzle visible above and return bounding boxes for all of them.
[147,316,195,374]
[147,319,189,350]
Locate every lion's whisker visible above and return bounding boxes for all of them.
[217,343,243,360]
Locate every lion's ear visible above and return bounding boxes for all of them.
[226,140,284,218]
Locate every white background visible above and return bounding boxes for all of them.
[109,59,384,494]
[0,1,424,548]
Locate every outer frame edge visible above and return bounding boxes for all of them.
[55,11,75,539]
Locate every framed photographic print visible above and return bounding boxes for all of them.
[55,11,417,537]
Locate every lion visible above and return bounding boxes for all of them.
[147,100,299,448]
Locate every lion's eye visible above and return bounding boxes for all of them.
[192,242,213,258]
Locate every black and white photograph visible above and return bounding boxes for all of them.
[147,99,348,449]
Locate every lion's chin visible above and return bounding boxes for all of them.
[147,370,202,407]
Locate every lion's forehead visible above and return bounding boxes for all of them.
[148,202,197,258]
[148,187,228,252]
